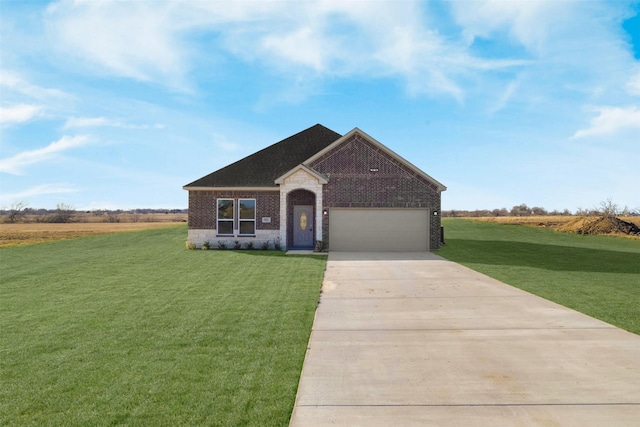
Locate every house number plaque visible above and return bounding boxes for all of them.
[261,217,271,223]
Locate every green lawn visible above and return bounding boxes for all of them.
[0,225,326,426]
[439,218,640,335]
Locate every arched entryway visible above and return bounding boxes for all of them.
[287,189,316,249]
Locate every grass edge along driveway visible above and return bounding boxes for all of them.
[0,225,326,426]
[439,218,640,335]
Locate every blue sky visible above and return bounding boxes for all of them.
[1,0,639,212]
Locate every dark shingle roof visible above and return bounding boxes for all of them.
[185,124,341,188]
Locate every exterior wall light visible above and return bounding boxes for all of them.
[433,211,439,216]
[323,209,328,216]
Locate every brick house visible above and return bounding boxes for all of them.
[184,124,446,251]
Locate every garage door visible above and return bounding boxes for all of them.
[329,209,430,251]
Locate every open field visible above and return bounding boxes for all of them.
[439,218,640,335]
[469,215,576,226]
[0,222,186,247]
[0,225,326,425]
[470,215,640,237]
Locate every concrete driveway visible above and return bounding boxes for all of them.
[289,252,640,426]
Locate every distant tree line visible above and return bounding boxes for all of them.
[443,204,571,218]
[443,201,638,218]
[1,201,187,224]
[3,199,637,224]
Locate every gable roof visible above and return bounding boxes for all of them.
[184,124,342,188]
[306,128,447,192]
[274,164,328,185]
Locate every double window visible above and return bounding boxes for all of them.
[217,198,255,236]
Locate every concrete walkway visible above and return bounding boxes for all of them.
[289,252,640,426]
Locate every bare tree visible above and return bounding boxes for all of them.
[6,201,28,223]
[576,207,589,216]
[54,203,75,223]
[106,212,120,223]
[597,198,619,218]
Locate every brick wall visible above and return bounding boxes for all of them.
[310,133,443,249]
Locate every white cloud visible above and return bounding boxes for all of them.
[45,0,191,87]
[211,133,240,153]
[450,0,570,54]
[262,26,335,73]
[572,106,640,139]
[0,104,43,125]
[63,116,112,128]
[63,116,164,129]
[628,69,640,96]
[1,183,77,205]
[488,79,519,114]
[0,70,71,100]
[0,135,91,174]
[42,0,529,100]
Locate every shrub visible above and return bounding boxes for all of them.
[233,240,242,250]
[106,213,120,223]
[314,240,328,252]
[244,241,254,250]
[261,240,270,251]
[186,240,197,250]
[273,237,282,251]
[217,240,228,250]
[202,241,211,250]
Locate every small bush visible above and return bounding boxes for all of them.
[217,240,228,250]
[261,240,270,251]
[106,213,120,223]
[186,240,197,250]
[244,241,254,250]
[202,241,211,250]
[273,237,282,251]
[233,240,242,250]
[314,240,328,252]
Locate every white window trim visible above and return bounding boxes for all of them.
[217,198,234,236]
[238,198,256,236]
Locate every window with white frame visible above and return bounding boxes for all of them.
[238,199,256,235]
[217,199,234,235]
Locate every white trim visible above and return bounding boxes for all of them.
[315,192,323,243]
[303,127,447,192]
[183,186,279,192]
[238,198,256,236]
[275,164,328,185]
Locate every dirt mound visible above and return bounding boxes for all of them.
[558,216,640,236]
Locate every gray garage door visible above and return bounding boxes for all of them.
[329,208,430,251]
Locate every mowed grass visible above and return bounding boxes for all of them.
[0,225,326,426]
[439,218,640,335]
